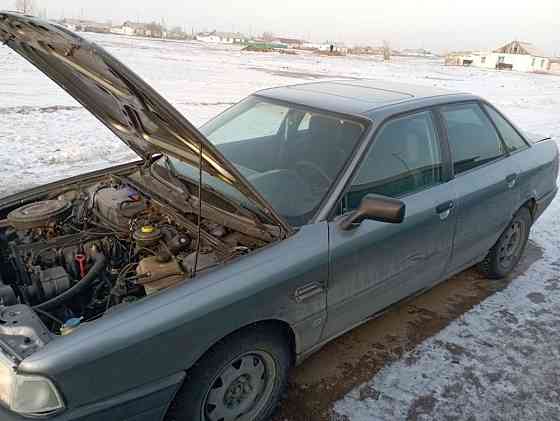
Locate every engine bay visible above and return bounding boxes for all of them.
[0,170,269,341]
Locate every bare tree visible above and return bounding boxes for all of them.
[145,21,164,38]
[15,0,35,14]
[382,40,391,61]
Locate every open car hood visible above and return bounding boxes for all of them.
[0,12,291,234]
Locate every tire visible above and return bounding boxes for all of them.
[478,207,532,279]
[166,325,291,421]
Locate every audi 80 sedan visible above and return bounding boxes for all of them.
[0,12,558,421]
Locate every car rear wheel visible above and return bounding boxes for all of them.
[166,326,291,421]
[478,207,532,279]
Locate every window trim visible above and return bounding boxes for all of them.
[327,107,451,220]
[480,101,531,155]
[435,100,510,179]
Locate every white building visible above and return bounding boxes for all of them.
[196,32,245,44]
[111,22,137,36]
[550,58,560,74]
[110,22,166,38]
[446,41,550,73]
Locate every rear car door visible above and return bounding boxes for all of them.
[437,102,517,274]
[323,110,456,339]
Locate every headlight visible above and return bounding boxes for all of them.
[0,353,64,417]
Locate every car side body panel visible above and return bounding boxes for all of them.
[444,156,517,273]
[511,139,559,215]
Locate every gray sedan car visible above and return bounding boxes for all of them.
[0,12,558,421]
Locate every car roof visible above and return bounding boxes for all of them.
[255,79,471,118]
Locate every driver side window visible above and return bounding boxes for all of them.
[343,111,443,212]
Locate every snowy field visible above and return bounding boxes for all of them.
[1,33,560,421]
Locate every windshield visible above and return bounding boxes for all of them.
[161,96,365,226]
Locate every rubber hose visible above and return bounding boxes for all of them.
[34,253,106,311]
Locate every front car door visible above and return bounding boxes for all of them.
[323,110,457,339]
[436,101,517,274]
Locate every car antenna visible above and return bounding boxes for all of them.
[193,142,203,276]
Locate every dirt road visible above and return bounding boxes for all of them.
[272,242,543,421]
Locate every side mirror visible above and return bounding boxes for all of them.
[339,194,406,230]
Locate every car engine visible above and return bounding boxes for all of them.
[0,175,250,336]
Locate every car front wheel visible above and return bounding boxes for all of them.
[167,326,291,421]
[478,206,532,279]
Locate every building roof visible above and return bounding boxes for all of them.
[256,79,464,116]
[494,41,547,57]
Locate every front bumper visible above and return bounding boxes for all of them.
[0,372,184,421]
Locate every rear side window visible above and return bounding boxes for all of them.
[484,105,529,153]
[440,103,505,174]
[345,111,442,210]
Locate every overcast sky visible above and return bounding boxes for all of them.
[1,0,559,54]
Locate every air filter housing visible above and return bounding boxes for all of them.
[7,200,72,230]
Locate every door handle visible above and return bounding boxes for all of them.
[436,200,454,220]
[436,200,454,214]
[506,173,518,188]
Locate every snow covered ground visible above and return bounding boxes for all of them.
[1,32,560,421]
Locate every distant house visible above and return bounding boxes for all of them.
[300,41,348,55]
[196,31,246,44]
[445,51,475,66]
[83,23,111,34]
[271,37,306,49]
[446,41,550,73]
[349,45,403,57]
[60,19,110,33]
[549,58,560,74]
[111,22,166,38]
[349,46,381,55]
[111,22,139,36]
[301,42,323,50]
